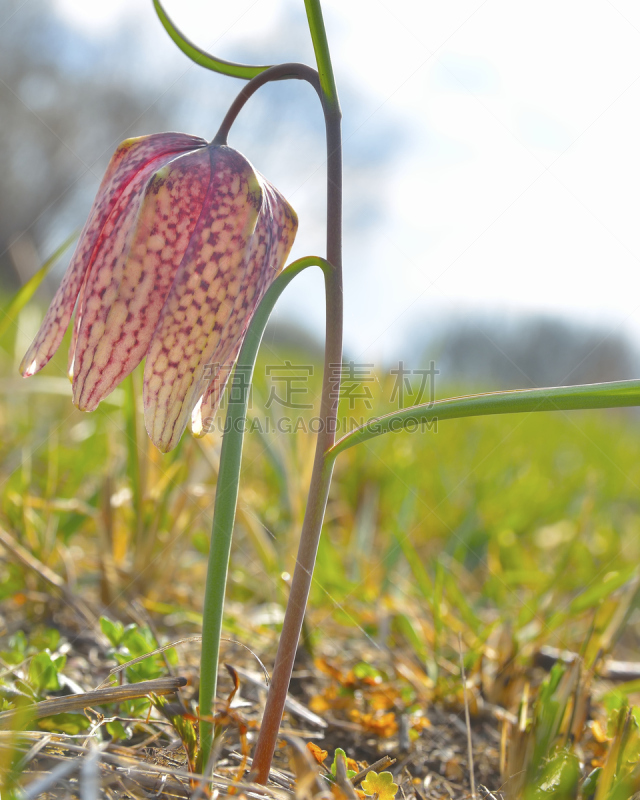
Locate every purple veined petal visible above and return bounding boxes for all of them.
[189,191,274,431]
[72,148,212,412]
[250,177,299,306]
[190,179,298,438]
[143,146,265,453]
[20,132,206,378]
[69,157,166,408]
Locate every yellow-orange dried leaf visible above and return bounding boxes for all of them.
[331,784,365,800]
[316,658,345,682]
[350,710,398,738]
[411,715,431,732]
[310,694,331,713]
[368,689,397,711]
[307,742,328,765]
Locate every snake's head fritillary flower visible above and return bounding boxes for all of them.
[20,132,298,452]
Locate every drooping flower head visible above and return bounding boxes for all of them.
[21,133,298,452]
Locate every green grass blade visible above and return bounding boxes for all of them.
[0,232,77,345]
[327,380,640,461]
[153,0,271,79]
[198,255,332,771]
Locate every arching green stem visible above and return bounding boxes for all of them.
[153,0,271,79]
[326,380,640,462]
[197,257,332,770]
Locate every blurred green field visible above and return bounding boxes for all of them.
[2,291,640,797]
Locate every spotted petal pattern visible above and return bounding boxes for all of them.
[190,179,298,439]
[22,136,298,453]
[72,148,212,411]
[143,147,267,452]
[20,133,206,377]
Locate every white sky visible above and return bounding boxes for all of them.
[53,0,640,364]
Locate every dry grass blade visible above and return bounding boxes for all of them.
[283,735,327,800]
[234,666,326,729]
[80,742,103,800]
[21,755,86,799]
[534,644,640,681]
[190,738,223,800]
[0,525,96,628]
[333,749,360,800]
[98,637,204,686]
[229,751,295,789]
[0,676,186,729]
[100,636,271,687]
[10,736,292,798]
[459,635,476,800]
[13,732,52,772]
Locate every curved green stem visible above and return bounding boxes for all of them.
[326,379,640,462]
[198,256,332,771]
[153,0,271,79]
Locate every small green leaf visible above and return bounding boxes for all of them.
[28,652,60,693]
[122,697,151,718]
[52,654,66,672]
[353,662,383,682]
[30,628,61,652]
[100,616,125,648]
[361,771,398,800]
[121,624,156,656]
[106,719,130,741]
[527,749,580,799]
[0,631,27,665]
[37,713,89,734]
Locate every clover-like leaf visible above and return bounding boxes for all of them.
[361,771,398,800]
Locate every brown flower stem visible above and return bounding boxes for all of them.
[250,1,343,783]
[212,63,322,146]
[201,9,342,782]
[197,257,333,773]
